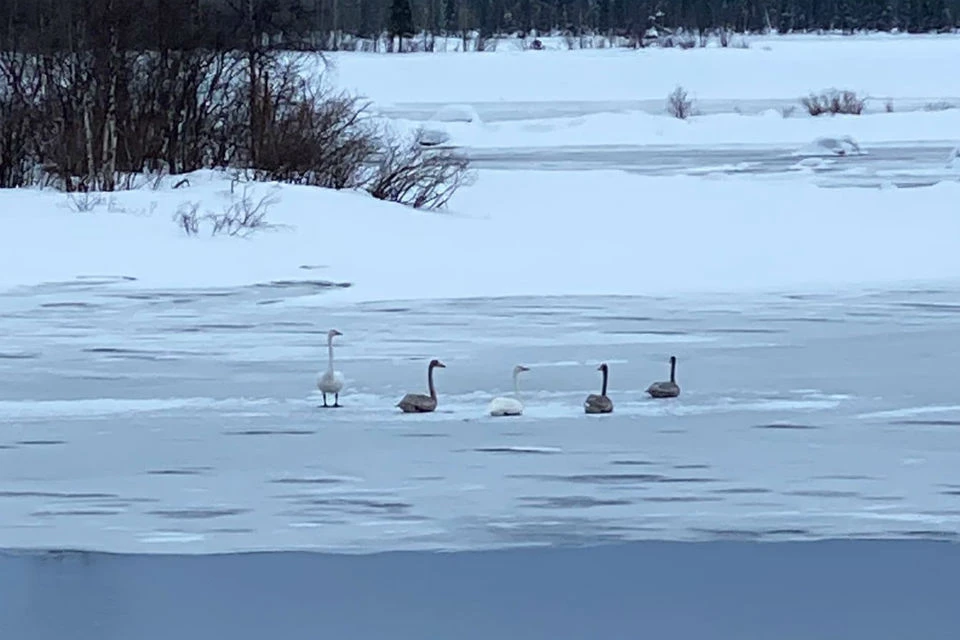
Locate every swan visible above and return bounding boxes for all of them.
[646,355,680,398]
[397,359,446,413]
[316,329,345,407]
[489,365,530,417]
[584,363,614,414]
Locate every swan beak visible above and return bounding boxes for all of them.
[518,366,530,372]
[596,365,603,371]
[331,329,343,336]
[435,361,447,368]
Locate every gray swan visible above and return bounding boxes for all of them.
[397,359,446,413]
[584,363,614,414]
[646,356,680,398]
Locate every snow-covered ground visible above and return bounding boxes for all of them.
[2,169,960,304]
[327,34,960,105]
[400,108,960,149]
[3,34,960,556]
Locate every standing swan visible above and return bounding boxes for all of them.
[489,365,531,417]
[584,363,614,414]
[646,355,680,398]
[397,359,446,413]
[317,329,345,407]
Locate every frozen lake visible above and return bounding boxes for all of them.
[2,279,960,554]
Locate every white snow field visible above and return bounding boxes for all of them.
[327,33,960,105]
[3,35,960,555]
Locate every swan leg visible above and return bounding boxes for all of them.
[322,393,328,408]
[333,393,341,408]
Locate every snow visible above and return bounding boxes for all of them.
[405,107,960,150]
[3,169,960,304]
[794,135,865,157]
[428,103,482,123]
[326,34,960,105]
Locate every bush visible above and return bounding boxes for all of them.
[0,48,471,211]
[667,86,695,120]
[175,184,279,238]
[254,71,380,190]
[801,90,865,116]
[365,133,473,209]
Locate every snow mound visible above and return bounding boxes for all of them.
[428,104,482,124]
[417,128,452,147]
[793,136,865,157]
[947,145,960,171]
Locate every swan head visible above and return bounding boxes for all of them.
[513,365,530,375]
[597,363,608,372]
[669,356,677,365]
[327,329,342,340]
[429,359,446,369]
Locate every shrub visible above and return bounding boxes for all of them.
[1,49,472,211]
[364,133,473,210]
[667,86,695,120]
[175,185,279,238]
[801,90,865,116]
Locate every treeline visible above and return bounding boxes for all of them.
[0,0,469,207]
[2,0,957,57]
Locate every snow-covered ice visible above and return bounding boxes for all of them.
[2,282,960,554]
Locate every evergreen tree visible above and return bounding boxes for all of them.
[390,0,415,50]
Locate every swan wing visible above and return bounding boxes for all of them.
[318,369,345,393]
[489,396,523,416]
[398,393,437,413]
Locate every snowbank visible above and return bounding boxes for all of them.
[399,107,960,150]
[3,169,960,304]
[326,35,960,106]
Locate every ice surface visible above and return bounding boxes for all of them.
[4,540,960,640]
[2,284,960,554]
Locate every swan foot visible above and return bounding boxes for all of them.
[333,393,341,408]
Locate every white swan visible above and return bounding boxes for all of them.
[489,365,530,417]
[317,329,345,407]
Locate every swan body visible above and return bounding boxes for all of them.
[489,365,530,417]
[585,363,613,414]
[317,329,344,407]
[398,359,446,413]
[646,356,680,399]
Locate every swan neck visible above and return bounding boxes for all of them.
[326,337,335,371]
[601,368,608,396]
[513,370,521,397]
[670,359,676,383]
[428,364,437,400]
